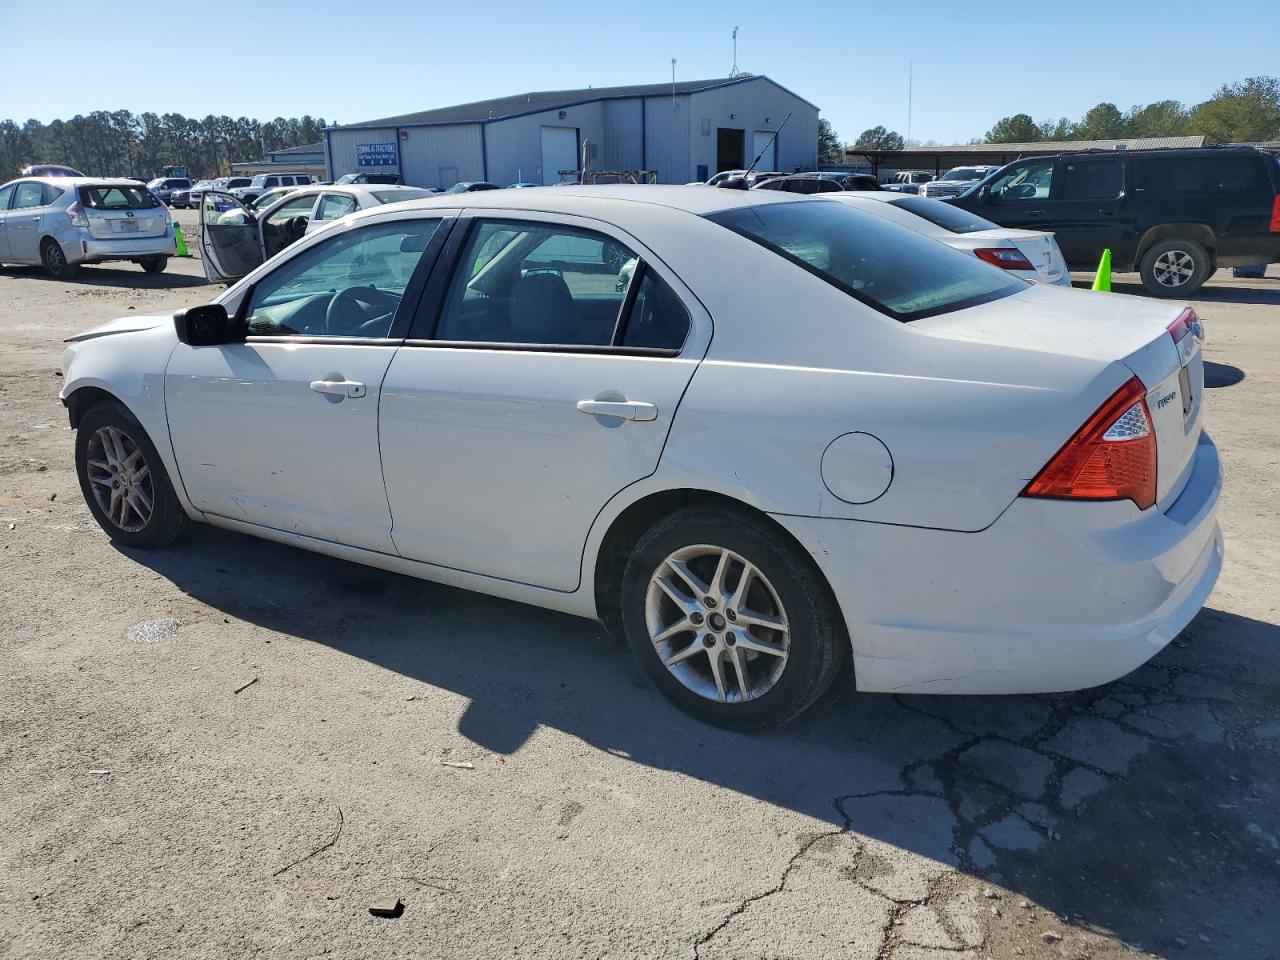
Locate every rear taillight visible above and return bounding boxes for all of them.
[66,201,88,228]
[1167,307,1196,345]
[1023,376,1157,511]
[1270,195,1280,233]
[974,247,1035,271]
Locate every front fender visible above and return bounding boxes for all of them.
[60,321,200,519]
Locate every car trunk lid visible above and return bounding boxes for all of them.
[78,185,169,240]
[911,284,1203,510]
[966,228,1068,284]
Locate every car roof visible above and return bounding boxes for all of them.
[3,176,151,188]
[354,183,802,220]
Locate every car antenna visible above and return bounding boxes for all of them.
[719,112,791,190]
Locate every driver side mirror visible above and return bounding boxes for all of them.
[978,184,996,204]
[174,303,237,346]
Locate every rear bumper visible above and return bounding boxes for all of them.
[772,431,1223,694]
[73,232,176,264]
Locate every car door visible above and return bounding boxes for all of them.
[1044,155,1131,266]
[6,181,51,262]
[200,191,264,282]
[165,213,452,552]
[378,212,710,591]
[307,192,358,235]
[0,184,15,259]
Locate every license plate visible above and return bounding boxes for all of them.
[119,220,139,232]
[1178,363,1193,419]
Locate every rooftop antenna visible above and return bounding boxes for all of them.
[671,58,677,109]
[731,26,739,77]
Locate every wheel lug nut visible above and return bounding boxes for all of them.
[725,633,737,646]
[704,596,717,608]
[726,609,737,621]
[690,612,704,625]
[703,635,716,648]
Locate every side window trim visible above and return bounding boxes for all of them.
[406,214,688,356]
[233,214,457,344]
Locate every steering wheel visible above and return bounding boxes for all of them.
[285,215,309,244]
[324,286,395,336]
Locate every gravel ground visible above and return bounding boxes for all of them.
[1,241,1278,960]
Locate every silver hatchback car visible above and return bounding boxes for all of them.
[0,178,176,279]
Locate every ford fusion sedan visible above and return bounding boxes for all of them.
[0,177,174,278]
[60,186,1221,729]
[824,192,1071,286]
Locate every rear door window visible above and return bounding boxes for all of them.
[316,193,358,221]
[708,199,1024,322]
[1060,158,1124,200]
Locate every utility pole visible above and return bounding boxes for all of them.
[907,60,913,145]
[731,26,738,77]
[671,58,677,109]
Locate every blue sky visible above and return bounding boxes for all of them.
[1,0,1274,144]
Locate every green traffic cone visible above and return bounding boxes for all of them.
[1091,248,1112,292]
[173,222,190,258]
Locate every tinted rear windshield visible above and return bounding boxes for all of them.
[373,189,434,203]
[78,185,161,210]
[708,200,1024,322]
[889,197,999,234]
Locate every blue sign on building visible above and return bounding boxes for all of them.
[357,142,398,167]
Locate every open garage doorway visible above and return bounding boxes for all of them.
[716,128,744,173]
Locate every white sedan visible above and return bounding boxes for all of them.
[198,184,436,284]
[60,186,1221,728]
[825,191,1071,286]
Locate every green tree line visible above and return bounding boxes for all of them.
[986,76,1280,144]
[0,111,332,180]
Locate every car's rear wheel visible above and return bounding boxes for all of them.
[41,238,79,280]
[139,256,168,274]
[75,400,190,549]
[620,506,846,729]
[1140,238,1211,297]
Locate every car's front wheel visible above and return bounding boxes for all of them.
[75,400,191,549]
[41,238,79,280]
[1140,238,1211,297]
[620,506,846,729]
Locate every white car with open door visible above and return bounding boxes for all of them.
[198,184,436,283]
[61,187,1221,729]
[824,192,1072,286]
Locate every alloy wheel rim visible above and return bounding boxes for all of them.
[86,426,154,532]
[645,544,790,704]
[46,244,65,273]
[1153,250,1195,287]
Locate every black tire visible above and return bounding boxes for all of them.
[75,400,191,549]
[1140,238,1211,298]
[620,506,847,729]
[140,256,168,274]
[41,238,79,280]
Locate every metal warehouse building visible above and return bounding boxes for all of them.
[324,76,818,188]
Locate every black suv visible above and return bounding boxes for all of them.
[948,147,1280,296]
[753,172,881,194]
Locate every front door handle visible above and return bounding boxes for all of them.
[576,399,657,421]
[1026,209,1048,217]
[310,378,366,399]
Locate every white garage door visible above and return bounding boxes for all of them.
[541,126,578,185]
[752,131,777,171]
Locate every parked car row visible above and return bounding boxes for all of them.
[60,184,1221,729]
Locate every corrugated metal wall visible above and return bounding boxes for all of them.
[400,125,484,188]
[327,127,399,179]
[485,101,605,186]
[689,79,819,178]
[602,99,643,170]
[643,94,693,183]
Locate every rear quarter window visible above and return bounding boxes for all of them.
[1139,154,1272,195]
[708,199,1024,322]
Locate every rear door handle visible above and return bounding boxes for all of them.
[576,399,657,421]
[1026,209,1048,217]
[310,378,366,399]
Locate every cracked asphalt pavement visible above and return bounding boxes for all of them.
[1,234,1278,960]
